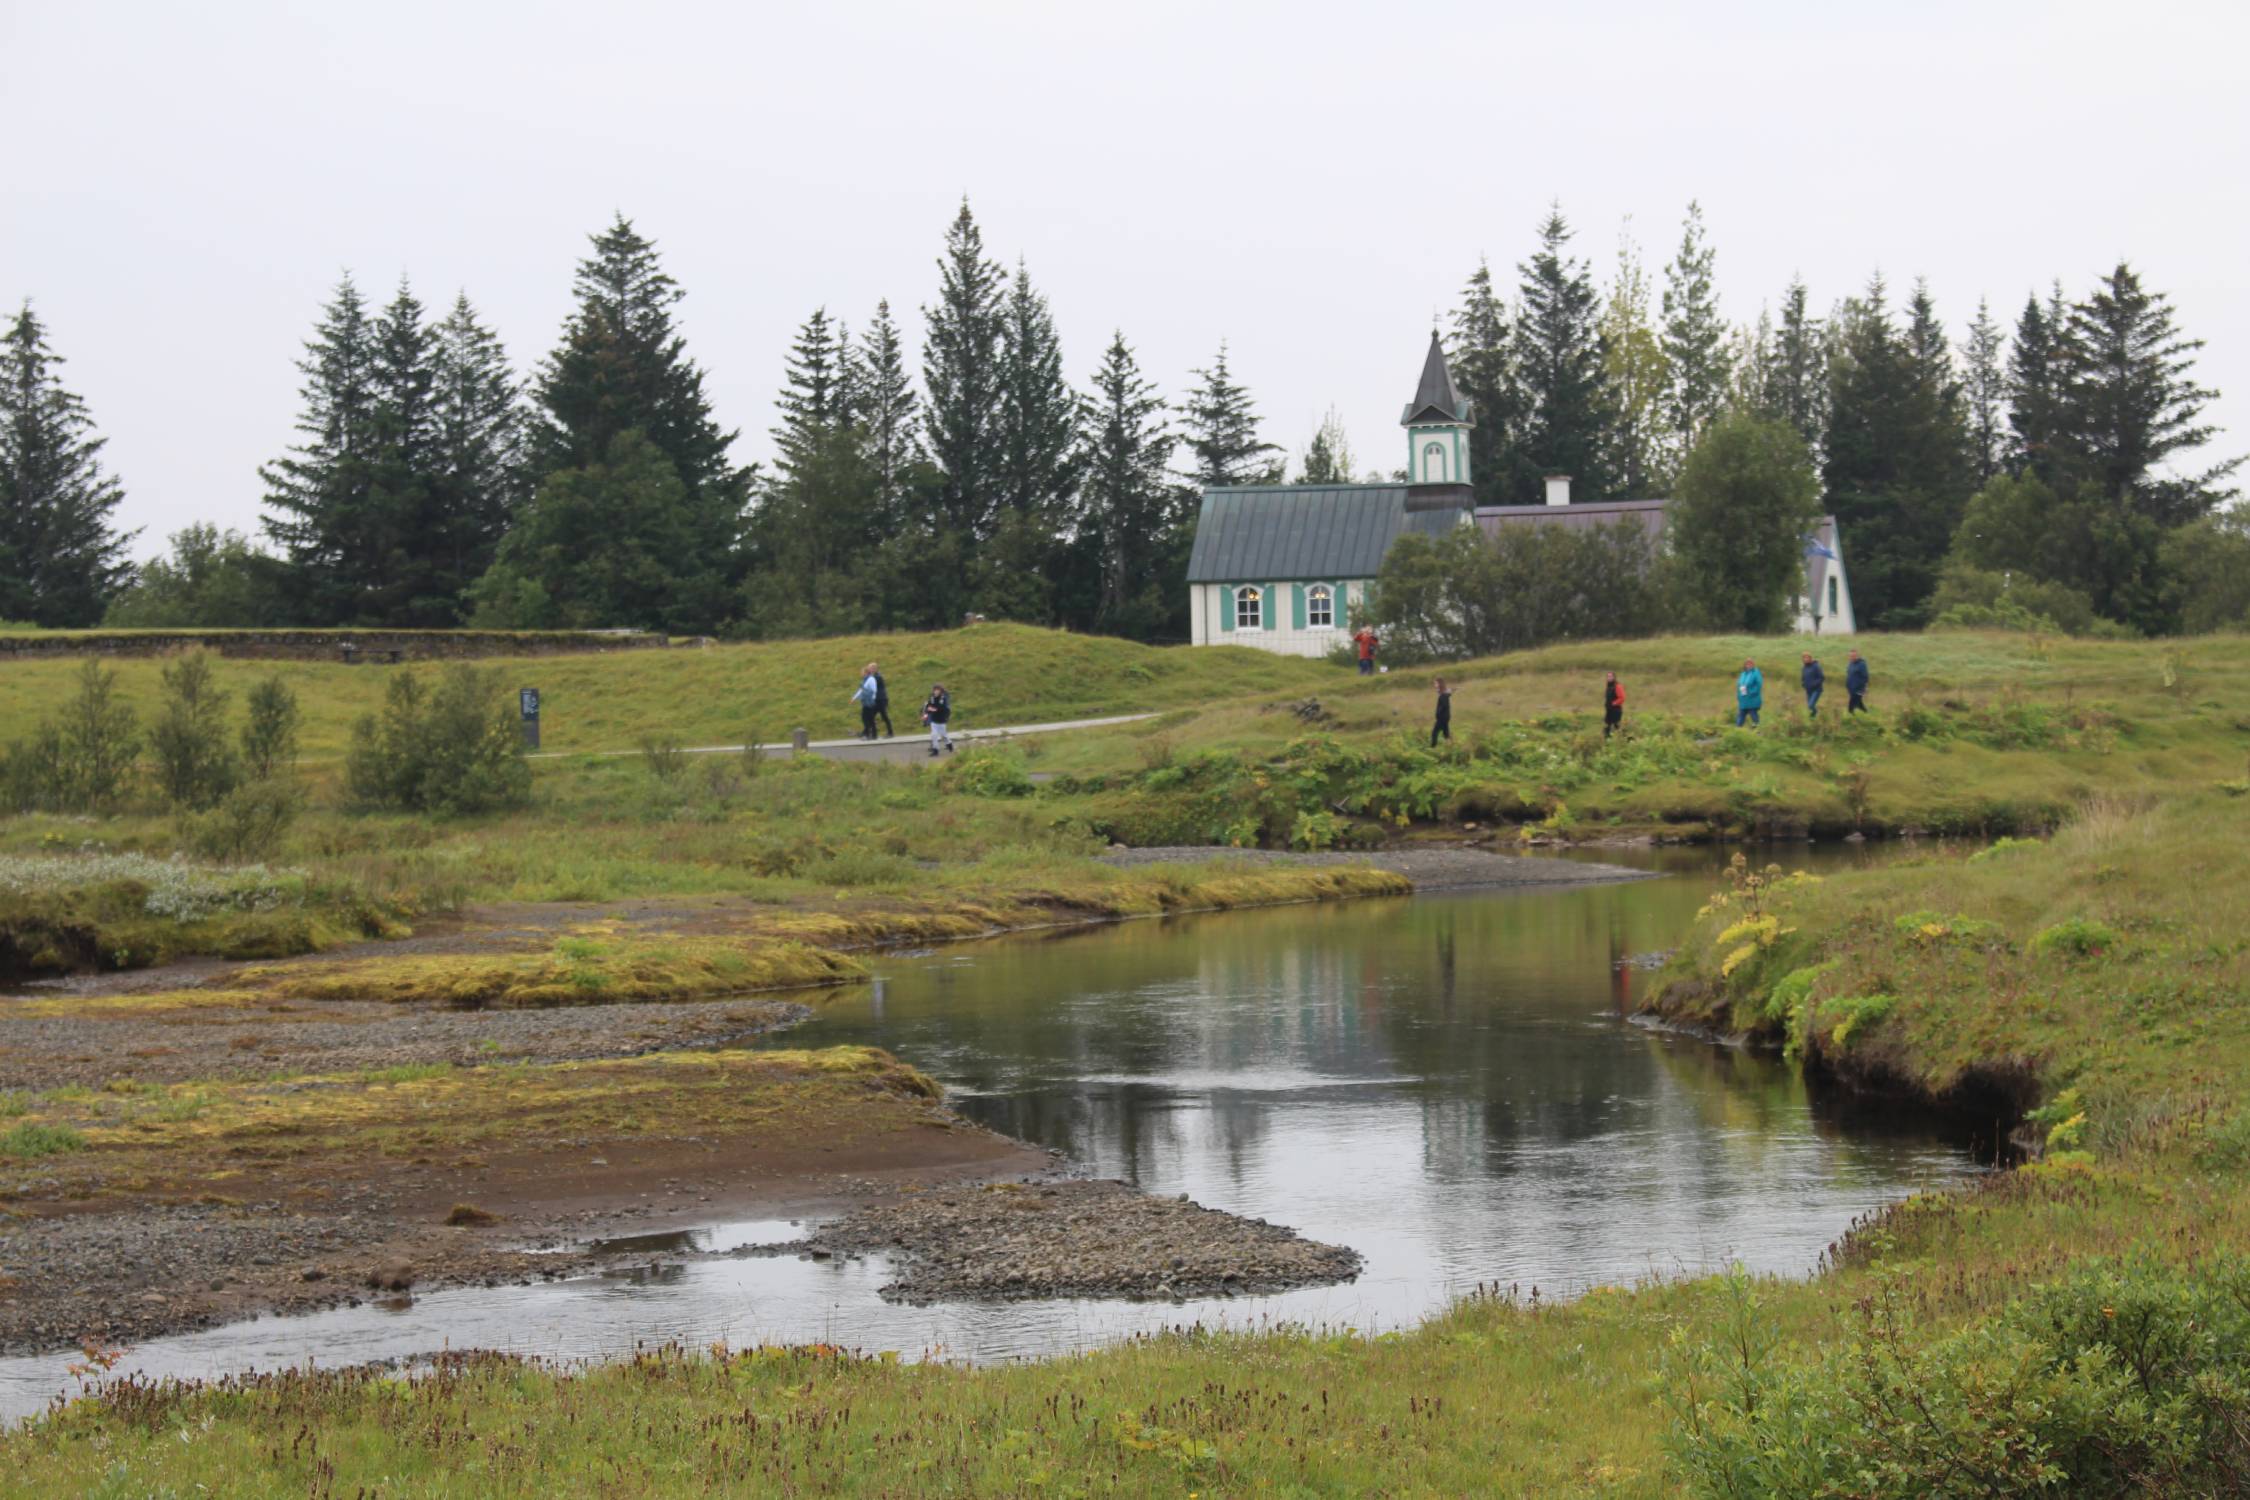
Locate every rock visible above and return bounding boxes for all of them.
[300,1267,326,1282]
[366,1262,415,1292]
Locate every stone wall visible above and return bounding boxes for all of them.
[0,630,672,663]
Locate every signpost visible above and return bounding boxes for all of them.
[520,687,541,750]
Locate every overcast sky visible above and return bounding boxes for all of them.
[5,0,2243,560]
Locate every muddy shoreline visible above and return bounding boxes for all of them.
[1101,844,1651,890]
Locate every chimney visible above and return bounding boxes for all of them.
[1544,474,1572,507]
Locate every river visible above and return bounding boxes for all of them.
[0,845,1982,1418]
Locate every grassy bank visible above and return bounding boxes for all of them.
[11,791,2248,1494]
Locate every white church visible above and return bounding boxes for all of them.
[1185,334,1855,654]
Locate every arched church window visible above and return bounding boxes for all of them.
[1422,441,1447,482]
[1307,584,1333,628]
[1234,586,1262,630]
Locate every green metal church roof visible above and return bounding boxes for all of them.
[1184,484,1464,583]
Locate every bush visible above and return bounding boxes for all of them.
[345,666,531,816]
[2030,916,2121,960]
[936,746,1035,799]
[180,778,302,863]
[1667,1257,2250,1497]
[639,735,687,784]
[151,650,241,810]
[0,659,142,811]
[0,1122,85,1159]
[241,675,301,781]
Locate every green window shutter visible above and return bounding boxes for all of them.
[1218,585,1233,633]
[1339,583,1352,629]
[1291,583,1307,630]
[1261,585,1275,630]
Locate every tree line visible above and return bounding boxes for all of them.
[3,200,2240,640]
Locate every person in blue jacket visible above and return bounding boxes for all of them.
[1801,652,1825,717]
[1845,649,1870,713]
[850,663,881,740]
[1735,658,1763,728]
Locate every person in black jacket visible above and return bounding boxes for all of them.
[1603,672,1624,738]
[1430,678,1452,747]
[871,666,895,738]
[1845,649,1870,713]
[1801,652,1825,717]
[921,683,954,756]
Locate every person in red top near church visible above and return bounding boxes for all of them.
[1353,625,1379,675]
[1603,671,1625,738]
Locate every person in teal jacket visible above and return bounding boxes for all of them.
[1735,658,1764,728]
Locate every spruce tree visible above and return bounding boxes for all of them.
[0,303,135,626]
[361,278,437,623]
[2006,287,2068,482]
[1600,220,1671,496]
[1962,297,2007,483]
[771,307,851,483]
[921,201,1007,539]
[425,293,523,619]
[1766,277,1827,454]
[1449,259,1521,506]
[260,275,377,624]
[2057,262,2239,526]
[1180,342,1281,489]
[856,299,921,527]
[1660,200,1732,455]
[1513,206,1614,501]
[524,215,745,630]
[1076,332,1180,638]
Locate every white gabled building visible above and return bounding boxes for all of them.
[1186,334,1856,654]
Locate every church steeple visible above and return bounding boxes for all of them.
[1401,330,1473,491]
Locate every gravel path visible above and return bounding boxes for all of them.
[778,1179,1362,1303]
[1101,845,1649,891]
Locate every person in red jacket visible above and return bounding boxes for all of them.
[1353,625,1379,675]
[1603,672,1625,738]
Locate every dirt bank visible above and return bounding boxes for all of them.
[1102,844,1650,890]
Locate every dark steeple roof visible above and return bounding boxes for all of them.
[1400,329,1471,426]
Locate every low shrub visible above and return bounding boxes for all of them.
[0,1122,86,1159]
[179,778,302,864]
[936,747,1035,799]
[2031,916,2122,960]
[345,666,531,816]
[150,650,240,810]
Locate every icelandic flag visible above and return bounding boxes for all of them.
[1803,536,1838,561]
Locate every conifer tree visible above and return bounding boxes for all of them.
[1513,206,1614,501]
[771,307,851,483]
[1599,220,1670,496]
[855,300,921,526]
[1824,274,1975,626]
[921,201,1007,539]
[1765,277,1827,454]
[361,278,438,623]
[1076,332,1180,638]
[994,263,1079,529]
[1660,201,1732,454]
[2057,262,2239,526]
[1180,342,1282,489]
[425,293,523,617]
[2006,290,2065,482]
[0,303,135,626]
[1962,297,2007,483]
[1449,259,1520,506]
[1298,408,1356,484]
[260,275,377,623]
[521,215,745,629]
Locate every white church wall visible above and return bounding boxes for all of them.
[1191,580,1372,656]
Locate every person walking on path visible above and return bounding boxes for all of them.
[871,666,895,739]
[1603,672,1625,739]
[922,683,954,756]
[1801,652,1826,718]
[850,663,880,740]
[1735,658,1764,728]
[1845,649,1870,714]
[1354,625,1379,676]
[1429,677,1452,747]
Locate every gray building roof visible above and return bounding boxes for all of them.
[1186,485,1465,583]
[1400,330,1470,425]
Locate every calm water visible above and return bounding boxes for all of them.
[0,846,1981,1418]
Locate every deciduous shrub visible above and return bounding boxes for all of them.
[345,666,531,816]
[0,659,141,812]
[240,674,301,781]
[180,778,302,863]
[150,650,241,810]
